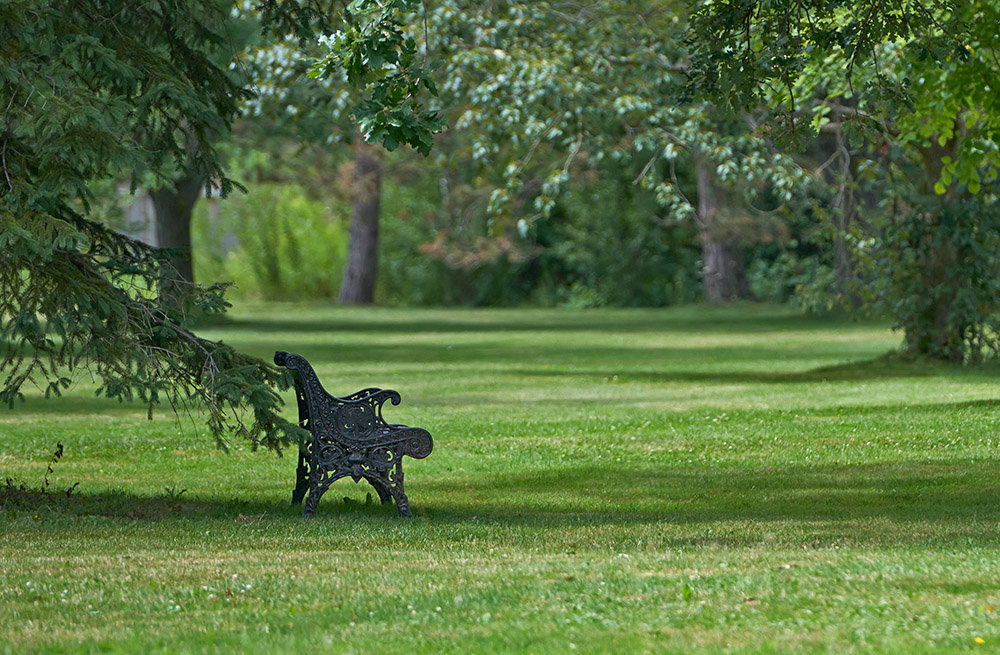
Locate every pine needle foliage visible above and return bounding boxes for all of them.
[0,0,308,451]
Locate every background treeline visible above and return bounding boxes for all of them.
[114,134,833,310]
[86,0,1000,366]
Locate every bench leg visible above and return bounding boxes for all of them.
[304,466,365,517]
[367,478,394,505]
[291,447,310,506]
[302,470,334,517]
[388,462,413,517]
[363,465,412,516]
[301,459,416,518]
[302,483,321,517]
[394,490,412,518]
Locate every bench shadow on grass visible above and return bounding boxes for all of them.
[9,457,1000,547]
[0,486,286,521]
[418,458,1000,546]
[418,462,1000,546]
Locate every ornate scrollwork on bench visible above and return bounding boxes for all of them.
[274,350,433,517]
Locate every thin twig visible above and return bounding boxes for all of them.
[562,132,584,175]
[0,138,12,191]
[422,0,430,61]
[633,155,657,185]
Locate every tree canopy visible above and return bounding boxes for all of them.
[312,0,1000,361]
[687,0,1000,191]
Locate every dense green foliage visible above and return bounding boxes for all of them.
[369,150,702,307]
[857,177,1000,362]
[309,0,445,154]
[4,303,1000,653]
[688,0,998,189]
[304,0,1000,361]
[685,0,1000,361]
[193,184,349,301]
[423,2,809,231]
[304,1,817,306]
[0,0,306,448]
[0,0,245,206]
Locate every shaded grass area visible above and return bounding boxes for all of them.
[6,457,1000,544]
[3,303,1000,653]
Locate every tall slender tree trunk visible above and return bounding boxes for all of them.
[150,174,203,283]
[814,100,868,304]
[695,152,750,302]
[830,125,859,303]
[338,135,382,304]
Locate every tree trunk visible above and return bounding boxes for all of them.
[150,175,203,283]
[899,137,967,363]
[905,234,964,362]
[695,152,750,302]
[830,125,859,303]
[338,135,382,305]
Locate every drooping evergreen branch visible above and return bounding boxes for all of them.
[0,210,306,451]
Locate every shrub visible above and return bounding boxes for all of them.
[192,184,349,300]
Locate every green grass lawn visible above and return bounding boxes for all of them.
[2,303,1000,654]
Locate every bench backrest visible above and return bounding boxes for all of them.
[274,350,407,447]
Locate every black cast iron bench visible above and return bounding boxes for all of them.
[274,351,433,517]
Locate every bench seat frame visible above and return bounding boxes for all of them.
[274,351,433,517]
